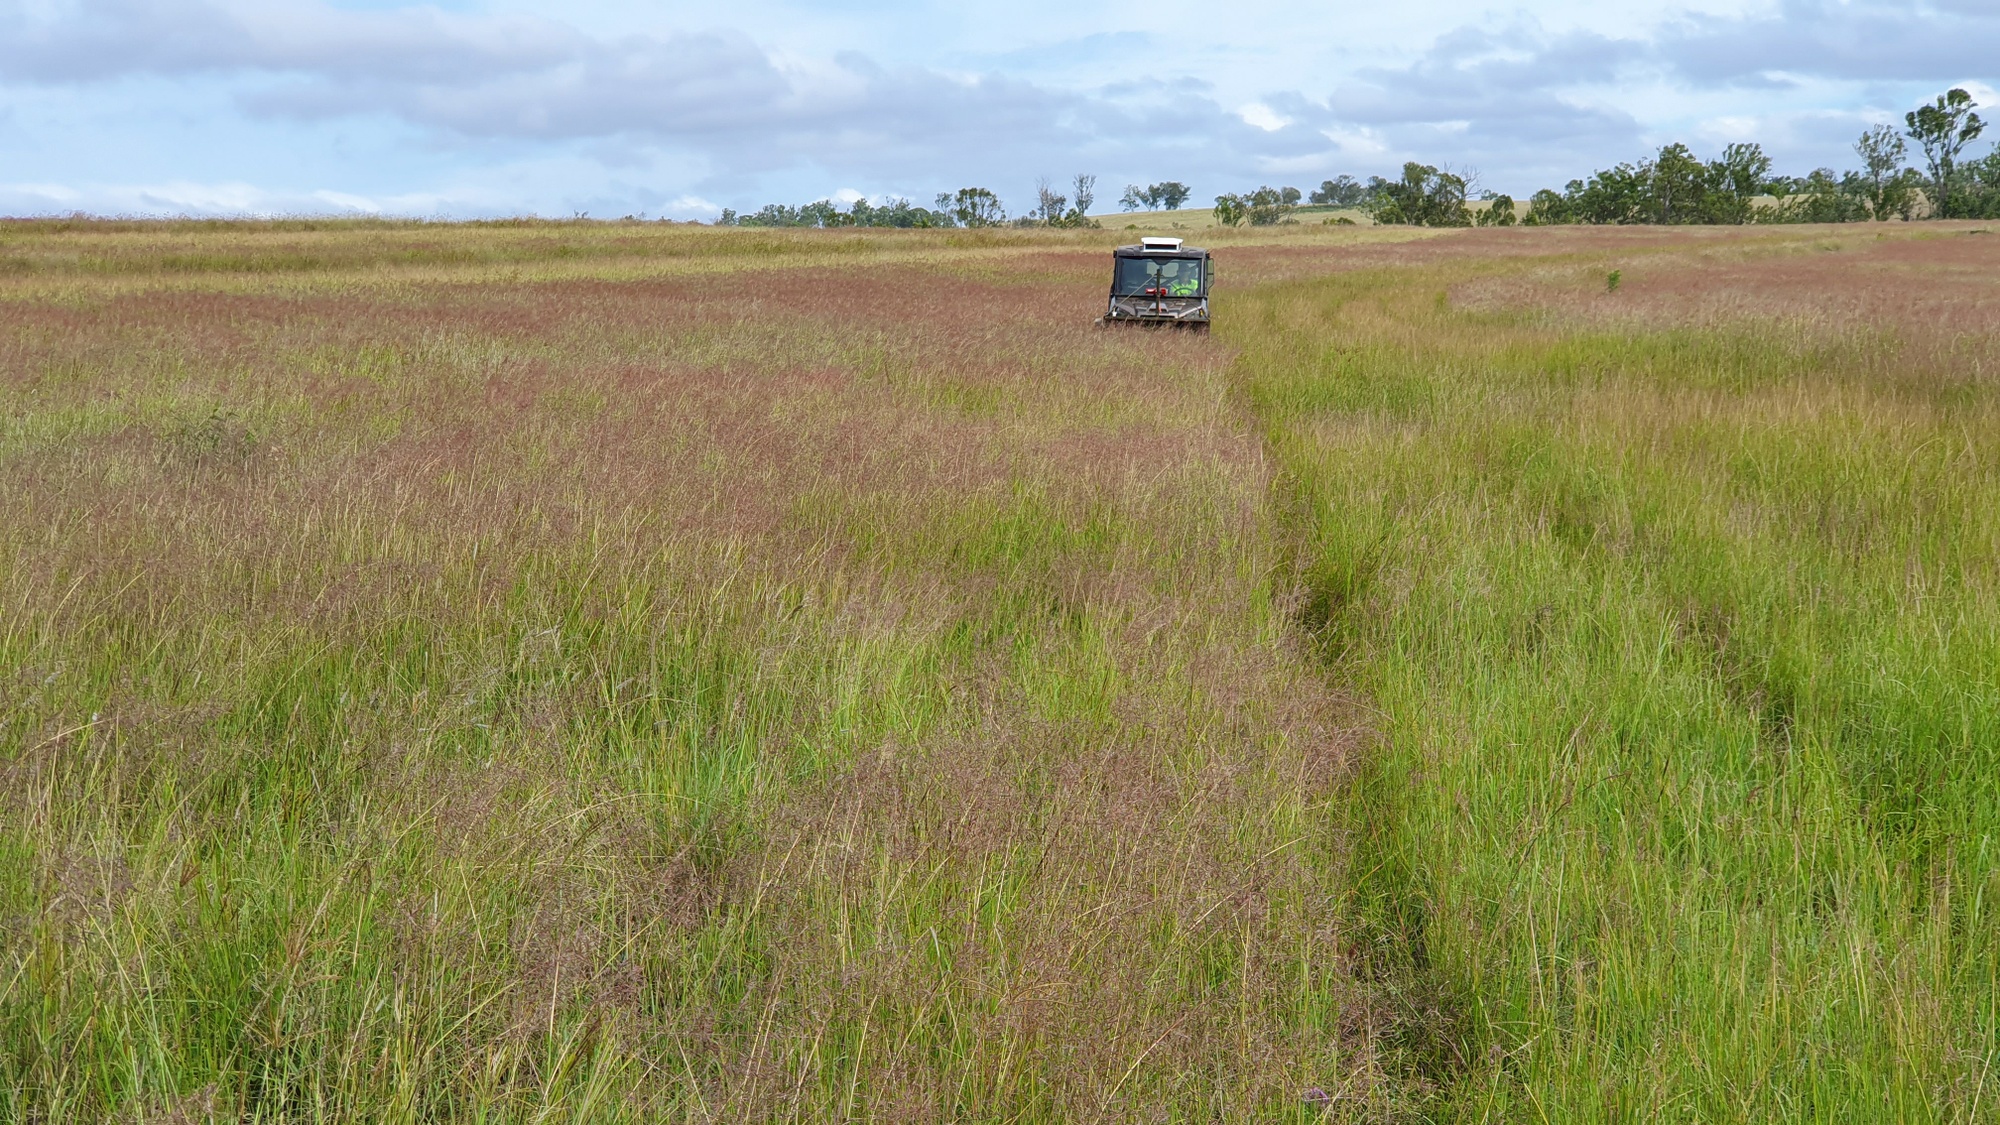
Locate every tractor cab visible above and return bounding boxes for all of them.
[1099,237,1211,331]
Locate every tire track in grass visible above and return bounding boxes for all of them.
[1230,227,2000,1121]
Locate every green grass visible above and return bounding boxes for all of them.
[1232,249,2000,1119]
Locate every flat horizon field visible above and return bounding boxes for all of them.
[3,218,1996,1122]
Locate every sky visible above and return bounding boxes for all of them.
[1,0,1997,219]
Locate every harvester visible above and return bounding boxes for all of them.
[1097,237,1211,331]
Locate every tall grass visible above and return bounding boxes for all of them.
[1234,229,2000,1119]
[0,220,1410,1121]
[11,216,1993,1121]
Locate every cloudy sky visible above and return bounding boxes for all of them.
[1,0,1996,218]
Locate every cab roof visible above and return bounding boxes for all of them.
[1114,242,1208,257]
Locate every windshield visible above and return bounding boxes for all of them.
[1113,256,1203,297]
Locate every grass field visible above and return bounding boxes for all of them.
[2,218,1996,1122]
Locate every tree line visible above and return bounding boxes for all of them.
[1343,88,1998,228]
[715,177,1204,230]
[717,175,1112,229]
[711,89,1996,231]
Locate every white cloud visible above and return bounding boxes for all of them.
[310,189,382,213]
[1256,152,1343,176]
[659,194,720,219]
[1699,115,1762,141]
[0,178,278,216]
[0,0,1996,213]
[129,180,271,213]
[1321,126,1390,156]
[1238,103,1290,131]
[0,176,500,217]
[1657,0,2000,85]
[1957,80,2000,107]
[0,181,83,204]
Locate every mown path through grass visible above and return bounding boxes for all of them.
[1229,224,2000,1121]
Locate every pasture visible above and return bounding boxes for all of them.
[2,218,1996,1122]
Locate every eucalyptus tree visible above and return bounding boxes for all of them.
[1854,125,1919,220]
[1907,88,1985,217]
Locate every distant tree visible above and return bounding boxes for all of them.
[1525,142,1770,225]
[938,187,1006,227]
[1369,163,1471,227]
[1120,181,1192,211]
[1239,186,1301,225]
[1765,169,1870,223]
[1706,142,1774,223]
[1650,143,1709,224]
[1521,188,1571,225]
[1213,193,1248,226]
[846,197,955,228]
[1477,194,1517,226]
[1071,174,1097,220]
[1907,88,1986,217]
[800,200,844,227]
[1310,176,1366,206]
[1852,126,1916,220]
[1019,176,1100,228]
[1564,164,1650,224]
[736,203,806,227]
[716,208,738,226]
[1029,178,1070,226]
[1960,150,2000,219]
[736,197,954,228]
